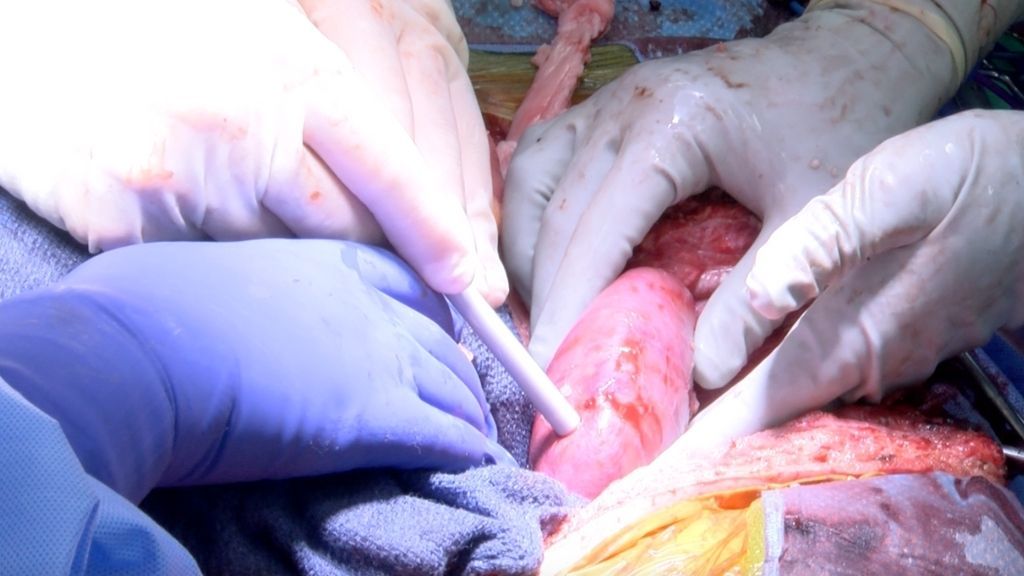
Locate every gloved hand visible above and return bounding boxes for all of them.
[501,1,1017,374]
[0,0,506,304]
[297,0,507,305]
[683,109,1024,445]
[0,239,513,504]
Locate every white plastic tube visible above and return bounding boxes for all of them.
[449,289,580,436]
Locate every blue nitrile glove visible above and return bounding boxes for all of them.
[0,239,513,503]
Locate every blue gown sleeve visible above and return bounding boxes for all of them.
[0,374,200,576]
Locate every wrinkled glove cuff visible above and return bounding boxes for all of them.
[0,288,175,503]
[807,0,968,82]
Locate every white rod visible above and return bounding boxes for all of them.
[449,289,580,436]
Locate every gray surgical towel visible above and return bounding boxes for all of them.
[143,466,576,576]
[461,316,535,468]
[0,188,89,301]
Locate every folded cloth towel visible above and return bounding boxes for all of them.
[143,466,577,576]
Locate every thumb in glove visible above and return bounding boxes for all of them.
[686,109,1024,445]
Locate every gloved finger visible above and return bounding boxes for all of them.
[298,0,413,131]
[685,248,927,447]
[287,1,417,245]
[262,144,387,243]
[58,117,290,250]
[684,308,857,448]
[396,17,479,296]
[401,0,470,67]
[449,66,508,307]
[692,228,782,390]
[301,27,475,295]
[55,175,205,252]
[413,329,497,439]
[379,295,496,437]
[285,396,513,476]
[306,0,499,304]
[410,348,493,441]
[527,131,711,369]
[337,242,457,336]
[526,126,619,330]
[501,116,578,306]
[416,370,500,446]
[377,402,517,469]
[745,156,952,321]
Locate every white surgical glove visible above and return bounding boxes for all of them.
[684,109,1024,446]
[0,0,505,302]
[298,0,507,304]
[502,0,1020,371]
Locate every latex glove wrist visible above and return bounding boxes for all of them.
[0,239,511,503]
[686,109,1024,445]
[0,292,177,503]
[808,0,1024,89]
